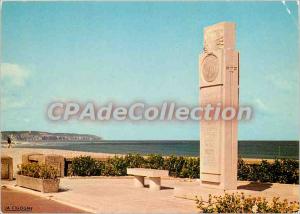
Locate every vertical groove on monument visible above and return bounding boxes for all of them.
[199,22,239,190]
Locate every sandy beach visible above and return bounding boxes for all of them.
[2,147,118,159]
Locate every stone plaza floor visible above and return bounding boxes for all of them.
[1,177,299,214]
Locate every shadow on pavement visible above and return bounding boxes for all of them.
[237,182,273,191]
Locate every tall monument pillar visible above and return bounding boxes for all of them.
[199,22,239,190]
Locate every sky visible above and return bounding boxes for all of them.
[1,1,299,140]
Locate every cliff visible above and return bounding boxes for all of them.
[1,131,102,142]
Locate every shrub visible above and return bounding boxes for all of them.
[257,160,272,183]
[68,156,99,176]
[238,159,299,184]
[237,159,250,180]
[102,156,128,176]
[196,193,299,213]
[124,154,145,168]
[164,156,185,177]
[145,154,164,169]
[18,163,58,179]
[273,159,299,184]
[179,157,200,179]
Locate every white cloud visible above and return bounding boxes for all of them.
[1,63,32,110]
[23,118,31,123]
[1,63,29,87]
[51,96,68,101]
[265,72,298,92]
[1,96,32,111]
[254,98,269,112]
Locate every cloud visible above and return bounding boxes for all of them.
[1,63,29,87]
[1,63,32,110]
[23,118,31,123]
[51,96,68,101]
[254,98,269,112]
[265,72,298,92]
[1,96,32,111]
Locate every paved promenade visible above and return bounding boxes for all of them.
[2,177,299,214]
[1,186,85,213]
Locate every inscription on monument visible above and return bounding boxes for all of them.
[202,123,219,171]
[200,86,221,174]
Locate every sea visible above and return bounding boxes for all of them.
[12,140,299,159]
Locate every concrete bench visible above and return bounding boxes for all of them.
[22,153,65,177]
[1,156,13,180]
[127,168,169,191]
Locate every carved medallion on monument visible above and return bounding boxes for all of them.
[202,54,219,82]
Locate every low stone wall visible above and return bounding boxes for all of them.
[16,174,60,193]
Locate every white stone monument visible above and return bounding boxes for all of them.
[199,22,239,190]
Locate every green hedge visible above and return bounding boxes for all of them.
[18,163,58,179]
[68,154,200,178]
[238,159,299,184]
[68,154,299,184]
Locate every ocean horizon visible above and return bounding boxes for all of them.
[11,140,299,159]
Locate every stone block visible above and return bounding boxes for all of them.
[16,174,60,193]
[1,156,13,180]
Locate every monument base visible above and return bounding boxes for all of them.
[200,179,237,191]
